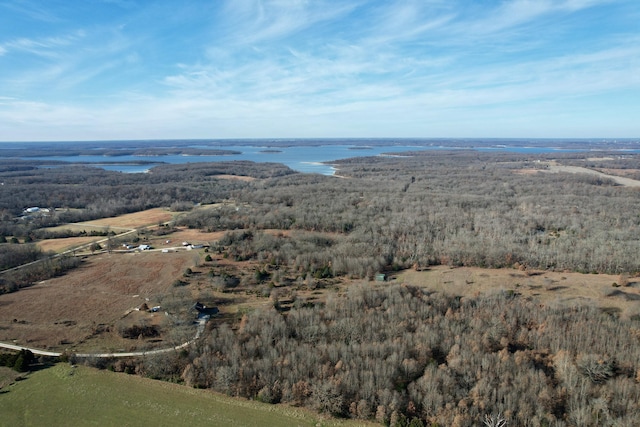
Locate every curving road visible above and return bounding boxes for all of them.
[0,318,207,359]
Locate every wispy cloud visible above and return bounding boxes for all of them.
[464,0,607,35]
[0,0,638,140]
[0,32,84,58]
[0,0,61,23]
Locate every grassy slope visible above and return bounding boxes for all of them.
[0,364,369,427]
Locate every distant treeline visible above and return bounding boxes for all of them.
[0,147,240,157]
[0,160,295,234]
[4,151,640,277]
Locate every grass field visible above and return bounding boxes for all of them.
[0,367,20,390]
[0,364,370,427]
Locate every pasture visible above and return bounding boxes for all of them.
[0,364,369,427]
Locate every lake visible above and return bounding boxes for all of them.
[26,143,595,175]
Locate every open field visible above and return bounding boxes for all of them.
[36,236,104,253]
[214,174,256,181]
[155,228,226,246]
[38,207,179,252]
[0,250,200,352]
[37,226,224,254]
[1,217,233,352]
[515,163,640,187]
[0,364,370,427]
[397,266,640,318]
[42,208,175,234]
[80,207,175,228]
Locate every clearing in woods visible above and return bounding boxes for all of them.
[397,266,640,318]
[79,207,175,228]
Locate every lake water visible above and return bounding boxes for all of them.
[27,143,596,175]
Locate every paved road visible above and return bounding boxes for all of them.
[0,318,207,359]
[0,342,62,357]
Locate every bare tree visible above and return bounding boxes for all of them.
[483,413,507,427]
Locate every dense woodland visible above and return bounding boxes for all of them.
[2,147,640,425]
[174,285,640,427]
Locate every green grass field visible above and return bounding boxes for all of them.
[0,364,371,427]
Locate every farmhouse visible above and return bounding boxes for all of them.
[193,302,219,318]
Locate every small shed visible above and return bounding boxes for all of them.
[375,273,387,282]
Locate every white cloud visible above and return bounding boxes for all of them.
[0,1,61,23]
[1,32,84,58]
[218,0,359,45]
[1,0,638,140]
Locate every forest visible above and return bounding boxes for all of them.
[177,284,640,427]
[2,147,640,426]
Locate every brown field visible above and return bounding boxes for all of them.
[0,250,200,352]
[36,236,103,253]
[37,209,186,253]
[596,167,640,178]
[214,174,256,181]
[79,207,174,228]
[513,163,640,187]
[44,223,128,234]
[396,266,640,318]
[153,227,290,246]
[155,228,226,246]
[43,208,176,236]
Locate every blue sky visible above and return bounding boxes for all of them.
[0,0,639,141]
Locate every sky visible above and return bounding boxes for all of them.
[0,0,639,141]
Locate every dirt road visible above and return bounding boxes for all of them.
[0,318,207,359]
